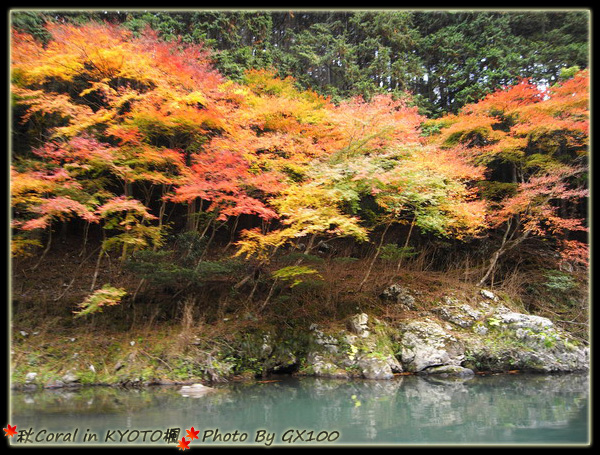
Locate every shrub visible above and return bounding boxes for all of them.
[543,270,576,293]
[74,285,127,317]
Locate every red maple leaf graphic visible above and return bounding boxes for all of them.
[177,437,190,450]
[186,427,199,441]
[3,424,18,438]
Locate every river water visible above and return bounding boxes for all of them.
[9,373,589,447]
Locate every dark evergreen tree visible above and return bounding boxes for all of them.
[10,9,589,115]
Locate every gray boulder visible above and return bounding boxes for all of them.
[309,323,339,353]
[348,313,370,338]
[436,299,483,328]
[418,365,475,377]
[398,320,465,372]
[305,352,349,379]
[480,289,499,301]
[467,308,589,372]
[357,355,394,380]
[61,371,79,384]
[380,284,417,310]
[304,319,402,379]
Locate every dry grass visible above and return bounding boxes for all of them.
[11,233,589,345]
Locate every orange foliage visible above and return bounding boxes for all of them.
[434,71,589,265]
[10,22,588,271]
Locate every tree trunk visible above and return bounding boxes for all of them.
[477,247,503,288]
[90,248,104,291]
[396,214,416,273]
[477,218,530,287]
[258,277,278,313]
[32,227,52,271]
[80,221,90,257]
[358,221,392,291]
[224,214,241,251]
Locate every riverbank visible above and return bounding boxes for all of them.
[11,236,590,389]
[11,285,589,390]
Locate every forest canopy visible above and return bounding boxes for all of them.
[10,10,589,315]
[11,9,589,115]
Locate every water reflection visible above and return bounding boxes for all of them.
[11,373,589,445]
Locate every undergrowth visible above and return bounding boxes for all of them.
[10,230,589,386]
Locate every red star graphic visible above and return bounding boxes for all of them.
[177,436,190,450]
[4,424,18,438]
[186,427,199,441]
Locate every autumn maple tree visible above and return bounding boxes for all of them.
[11,23,251,306]
[10,19,589,314]
[12,24,275,256]
[11,23,351,308]
[318,94,487,287]
[431,69,589,284]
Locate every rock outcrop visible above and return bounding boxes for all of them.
[14,286,588,390]
[302,316,402,380]
[463,303,589,373]
[298,287,588,379]
[398,319,465,372]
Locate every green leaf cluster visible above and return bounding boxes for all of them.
[272,265,322,288]
[74,284,127,317]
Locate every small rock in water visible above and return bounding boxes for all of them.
[179,383,215,397]
[62,371,79,384]
[418,365,475,377]
[45,380,65,389]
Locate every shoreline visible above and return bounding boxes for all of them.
[10,369,591,392]
[11,291,589,391]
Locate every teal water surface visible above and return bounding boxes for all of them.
[10,373,589,446]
